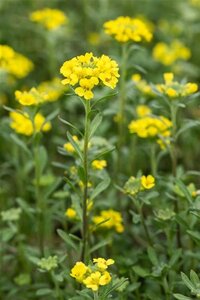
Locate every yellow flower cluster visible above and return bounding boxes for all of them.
[156,73,198,98]
[153,40,191,66]
[136,105,152,118]
[37,78,66,102]
[15,78,66,106]
[103,16,153,43]
[124,175,155,196]
[10,111,51,136]
[92,160,107,170]
[132,74,154,96]
[128,115,172,139]
[30,8,67,30]
[15,88,43,106]
[60,52,120,100]
[70,258,114,291]
[0,45,33,78]
[93,209,124,233]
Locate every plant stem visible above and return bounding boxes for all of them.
[134,198,153,246]
[34,141,44,256]
[170,103,181,248]
[150,143,157,177]
[117,43,128,177]
[93,291,99,300]
[81,100,90,262]
[51,271,63,300]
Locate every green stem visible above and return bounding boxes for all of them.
[93,291,99,300]
[170,103,181,249]
[51,271,63,300]
[117,43,128,177]
[81,100,90,262]
[134,198,153,246]
[150,143,157,177]
[34,142,44,256]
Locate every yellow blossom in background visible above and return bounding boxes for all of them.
[129,115,172,138]
[64,136,79,153]
[38,78,66,102]
[136,105,152,117]
[70,258,114,291]
[87,32,101,45]
[103,16,153,43]
[10,111,51,136]
[141,175,155,189]
[156,73,198,98]
[92,160,107,170]
[132,74,154,96]
[15,88,43,106]
[93,258,114,270]
[0,45,33,79]
[60,52,120,100]
[30,8,67,30]
[153,40,191,66]
[70,262,88,283]
[93,209,124,233]
[65,208,76,219]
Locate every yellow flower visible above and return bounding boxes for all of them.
[83,271,111,291]
[10,111,51,136]
[70,257,113,291]
[15,88,43,106]
[128,115,172,148]
[132,74,154,96]
[60,53,119,100]
[30,8,67,30]
[0,45,33,79]
[65,208,76,219]
[92,160,107,170]
[70,262,88,283]
[93,209,124,233]
[93,258,115,270]
[103,16,153,43]
[153,41,191,66]
[64,136,79,153]
[38,77,66,103]
[87,32,101,46]
[156,73,198,98]
[136,105,152,117]
[141,175,155,189]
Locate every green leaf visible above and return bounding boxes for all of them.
[89,112,102,139]
[175,119,200,140]
[57,229,77,250]
[89,239,111,254]
[90,176,110,200]
[187,230,200,244]
[169,249,182,267]
[36,288,52,296]
[10,133,31,156]
[147,247,159,266]
[175,179,193,204]
[181,272,195,291]
[45,108,60,123]
[173,294,192,300]
[190,270,200,286]
[58,116,83,137]
[67,132,83,162]
[132,266,149,278]
[35,146,48,177]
